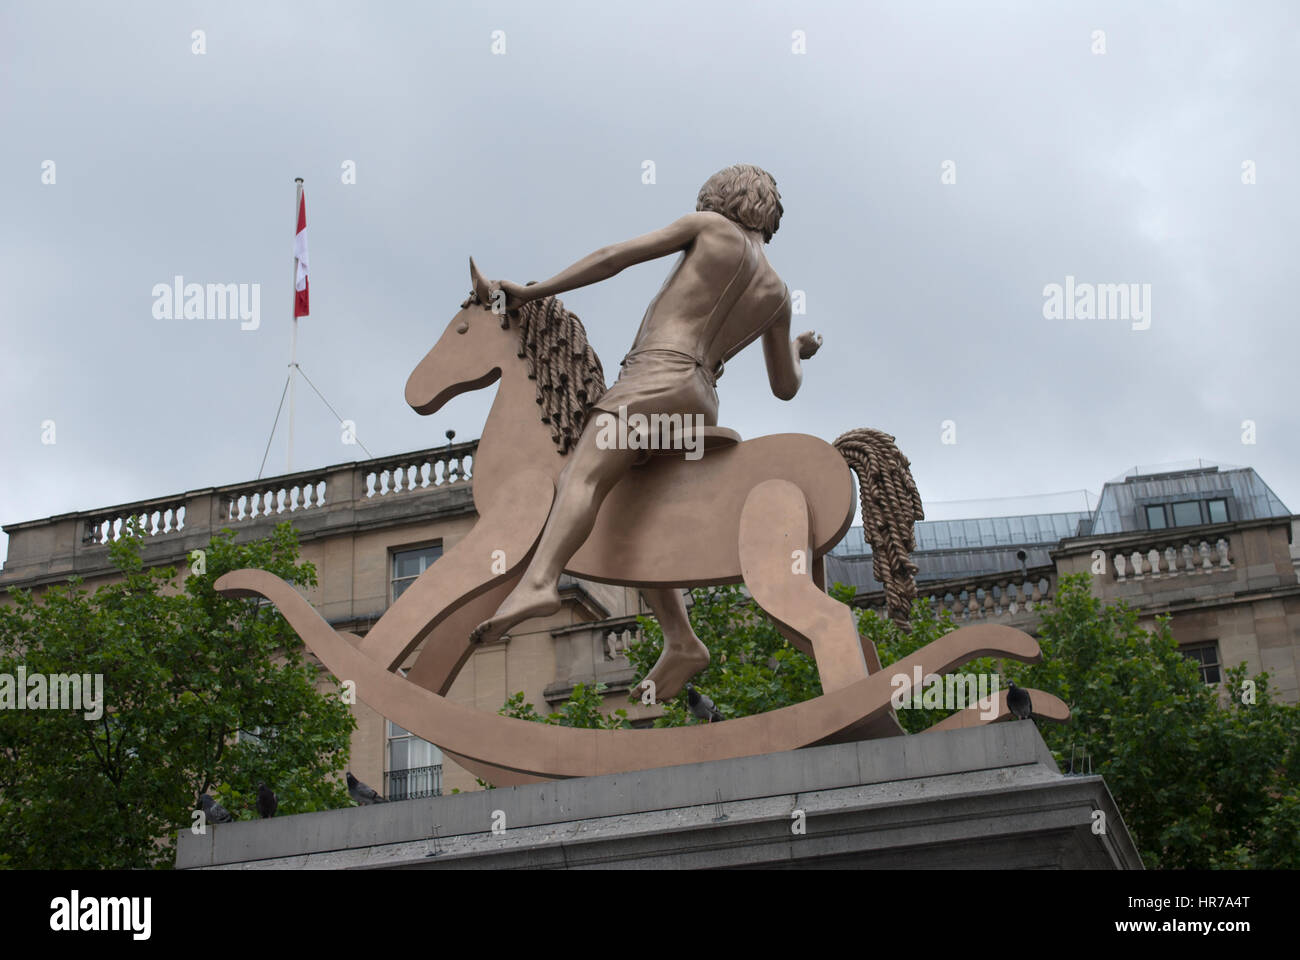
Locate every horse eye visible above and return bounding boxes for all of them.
[456,321,470,334]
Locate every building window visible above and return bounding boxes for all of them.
[392,544,442,601]
[1182,643,1221,684]
[1145,505,1168,530]
[1171,501,1203,527]
[386,719,443,799]
[1207,498,1228,524]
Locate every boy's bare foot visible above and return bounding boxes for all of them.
[471,583,561,644]
[637,636,710,702]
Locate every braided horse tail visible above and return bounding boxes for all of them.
[832,428,924,631]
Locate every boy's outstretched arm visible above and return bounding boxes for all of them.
[762,300,821,401]
[488,213,714,311]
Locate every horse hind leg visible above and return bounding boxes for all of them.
[809,554,885,673]
[739,479,870,694]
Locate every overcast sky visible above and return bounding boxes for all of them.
[3,0,1296,565]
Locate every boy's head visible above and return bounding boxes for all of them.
[696,164,783,243]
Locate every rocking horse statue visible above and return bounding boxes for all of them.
[216,164,1066,785]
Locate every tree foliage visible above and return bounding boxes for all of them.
[855,586,999,734]
[0,522,356,869]
[1010,573,1299,869]
[499,681,629,730]
[627,584,824,726]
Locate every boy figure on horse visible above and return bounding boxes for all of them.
[472,163,822,700]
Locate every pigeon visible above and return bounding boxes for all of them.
[347,771,387,805]
[1007,682,1033,721]
[256,781,278,819]
[685,683,723,723]
[198,792,233,824]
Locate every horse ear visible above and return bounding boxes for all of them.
[469,256,491,304]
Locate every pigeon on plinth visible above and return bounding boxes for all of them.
[347,771,387,805]
[686,683,723,723]
[257,782,278,819]
[1007,682,1033,721]
[198,792,233,824]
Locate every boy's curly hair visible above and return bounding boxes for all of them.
[696,164,783,243]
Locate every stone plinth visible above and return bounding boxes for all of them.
[176,722,1143,869]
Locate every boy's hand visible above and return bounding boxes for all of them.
[484,279,530,316]
[795,330,823,359]
[493,280,531,313]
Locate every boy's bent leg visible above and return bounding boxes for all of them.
[471,421,639,644]
[638,587,709,702]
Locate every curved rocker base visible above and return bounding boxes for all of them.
[216,568,1070,781]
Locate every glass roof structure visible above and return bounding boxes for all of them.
[1088,466,1290,535]
[829,511,1091,557]
[825,465,1292,594]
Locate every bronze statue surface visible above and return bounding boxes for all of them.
[216,164,1066,783]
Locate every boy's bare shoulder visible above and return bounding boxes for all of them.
[689,210,737,231]
[679,210,748,246]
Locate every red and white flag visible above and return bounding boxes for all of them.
[293,190,309,318]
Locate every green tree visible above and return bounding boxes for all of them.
[623,583,993,733]
[1010,574,1300,869]
[615,576,1299,867]
[0,521,356,869]
[855,589,998,733]
[500,681,630,730]
[626,584,824,726]
[477,683,631,790]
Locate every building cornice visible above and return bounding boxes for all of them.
[1052,515,1295,559]
[0,443,480,591]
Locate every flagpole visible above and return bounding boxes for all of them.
[288,177,303,473]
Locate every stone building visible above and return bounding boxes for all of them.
[3,449,1297,801]
[829,462,1300,704]
[0,440,654,797]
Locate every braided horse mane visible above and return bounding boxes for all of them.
[466,289,607,454]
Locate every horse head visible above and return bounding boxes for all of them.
[405,259,516,415]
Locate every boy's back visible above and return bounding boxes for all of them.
[628,210,790,374]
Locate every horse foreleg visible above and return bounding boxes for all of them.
[404,572,521,696]
[739,479,870,694]
[357,470,555,671]
[404,573,560,788]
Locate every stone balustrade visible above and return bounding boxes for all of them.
[859,567,1056,624]
[221,477,329,523]
[2,439,481,588]
[361,445,474,500]
[545,614,642,706]
[213,442,476,527]
[602,624,642,660]
[83,498,190,545]
[1111,534,1232,581]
